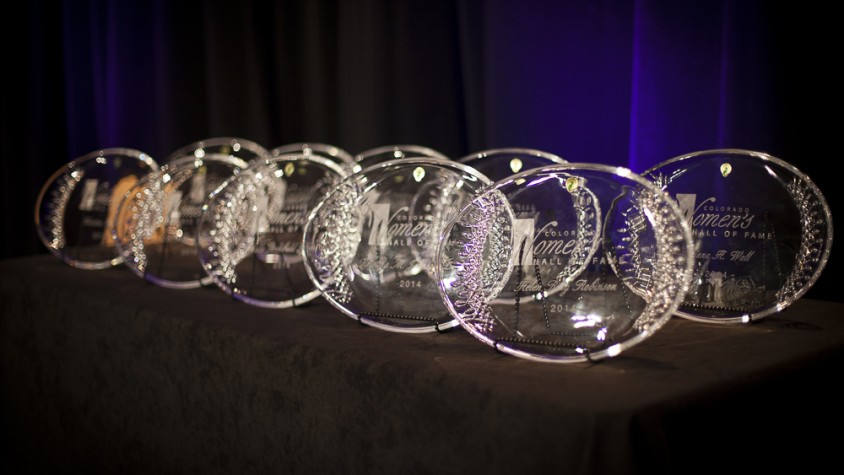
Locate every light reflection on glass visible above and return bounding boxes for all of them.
[509,157,523,174]
[413,166,426,182]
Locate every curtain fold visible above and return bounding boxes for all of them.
[32,0,791,165]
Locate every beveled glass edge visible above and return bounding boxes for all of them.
[354,144,450,161]
[250,152,350,179]
[270,142,355,164]
[165,136,271,164]
[456,147,568,165]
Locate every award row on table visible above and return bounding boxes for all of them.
[34,137,834,363]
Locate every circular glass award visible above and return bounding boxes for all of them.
[457,147,567,182]
[436,163,695,363]
[198,154,348,308]
[34,148,160,269]
[166,136,270,165]
[350,144,450,174]
[303,158,492,333]
[270,142,355,166]
[113,154,249,288]
[642,148,833,324]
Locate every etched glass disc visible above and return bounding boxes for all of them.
[34,148,159,269]
[303,158,492,333]
[436,163,695,363]
[198,154,347,308]
[643,148,833,324]
[113,154,249,288]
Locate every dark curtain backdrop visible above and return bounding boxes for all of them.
[2,0,839,301]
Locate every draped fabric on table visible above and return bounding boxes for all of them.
[2,0,838,300]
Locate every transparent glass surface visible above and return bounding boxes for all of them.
[198,154,347,308]
[113,155,249,288]
[270,142,354,166]
[34,148,159,269]
[350,144,449,174]
[457,147,567,182]
[436,164,695,363]
[303,158,492,333]
[166,136,270,165]
[643,148,833,324]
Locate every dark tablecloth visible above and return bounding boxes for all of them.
[2,254,842,474]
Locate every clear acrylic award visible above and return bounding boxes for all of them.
[350,144,450,174]
[457,147,567,182]
[643,149,833,324]
[34,148,159,269]
[303,158,492,333]
[113,154,249,288]
[436,163,695,363]
[198,154,348,308]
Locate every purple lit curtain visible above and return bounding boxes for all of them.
[25,0,799,166]
[2,0,837,299]
[473,1,788,170]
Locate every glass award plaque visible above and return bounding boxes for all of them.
[270,142,354,166]
[165,136,270,165]
[457,147,567,182]
[643,149,833,324]
[198,154,348,308]
[34,148,160,269]
[113,154,249,288]
[436,163,695,363]
[350,144,450,174]
[303,158,492,333]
